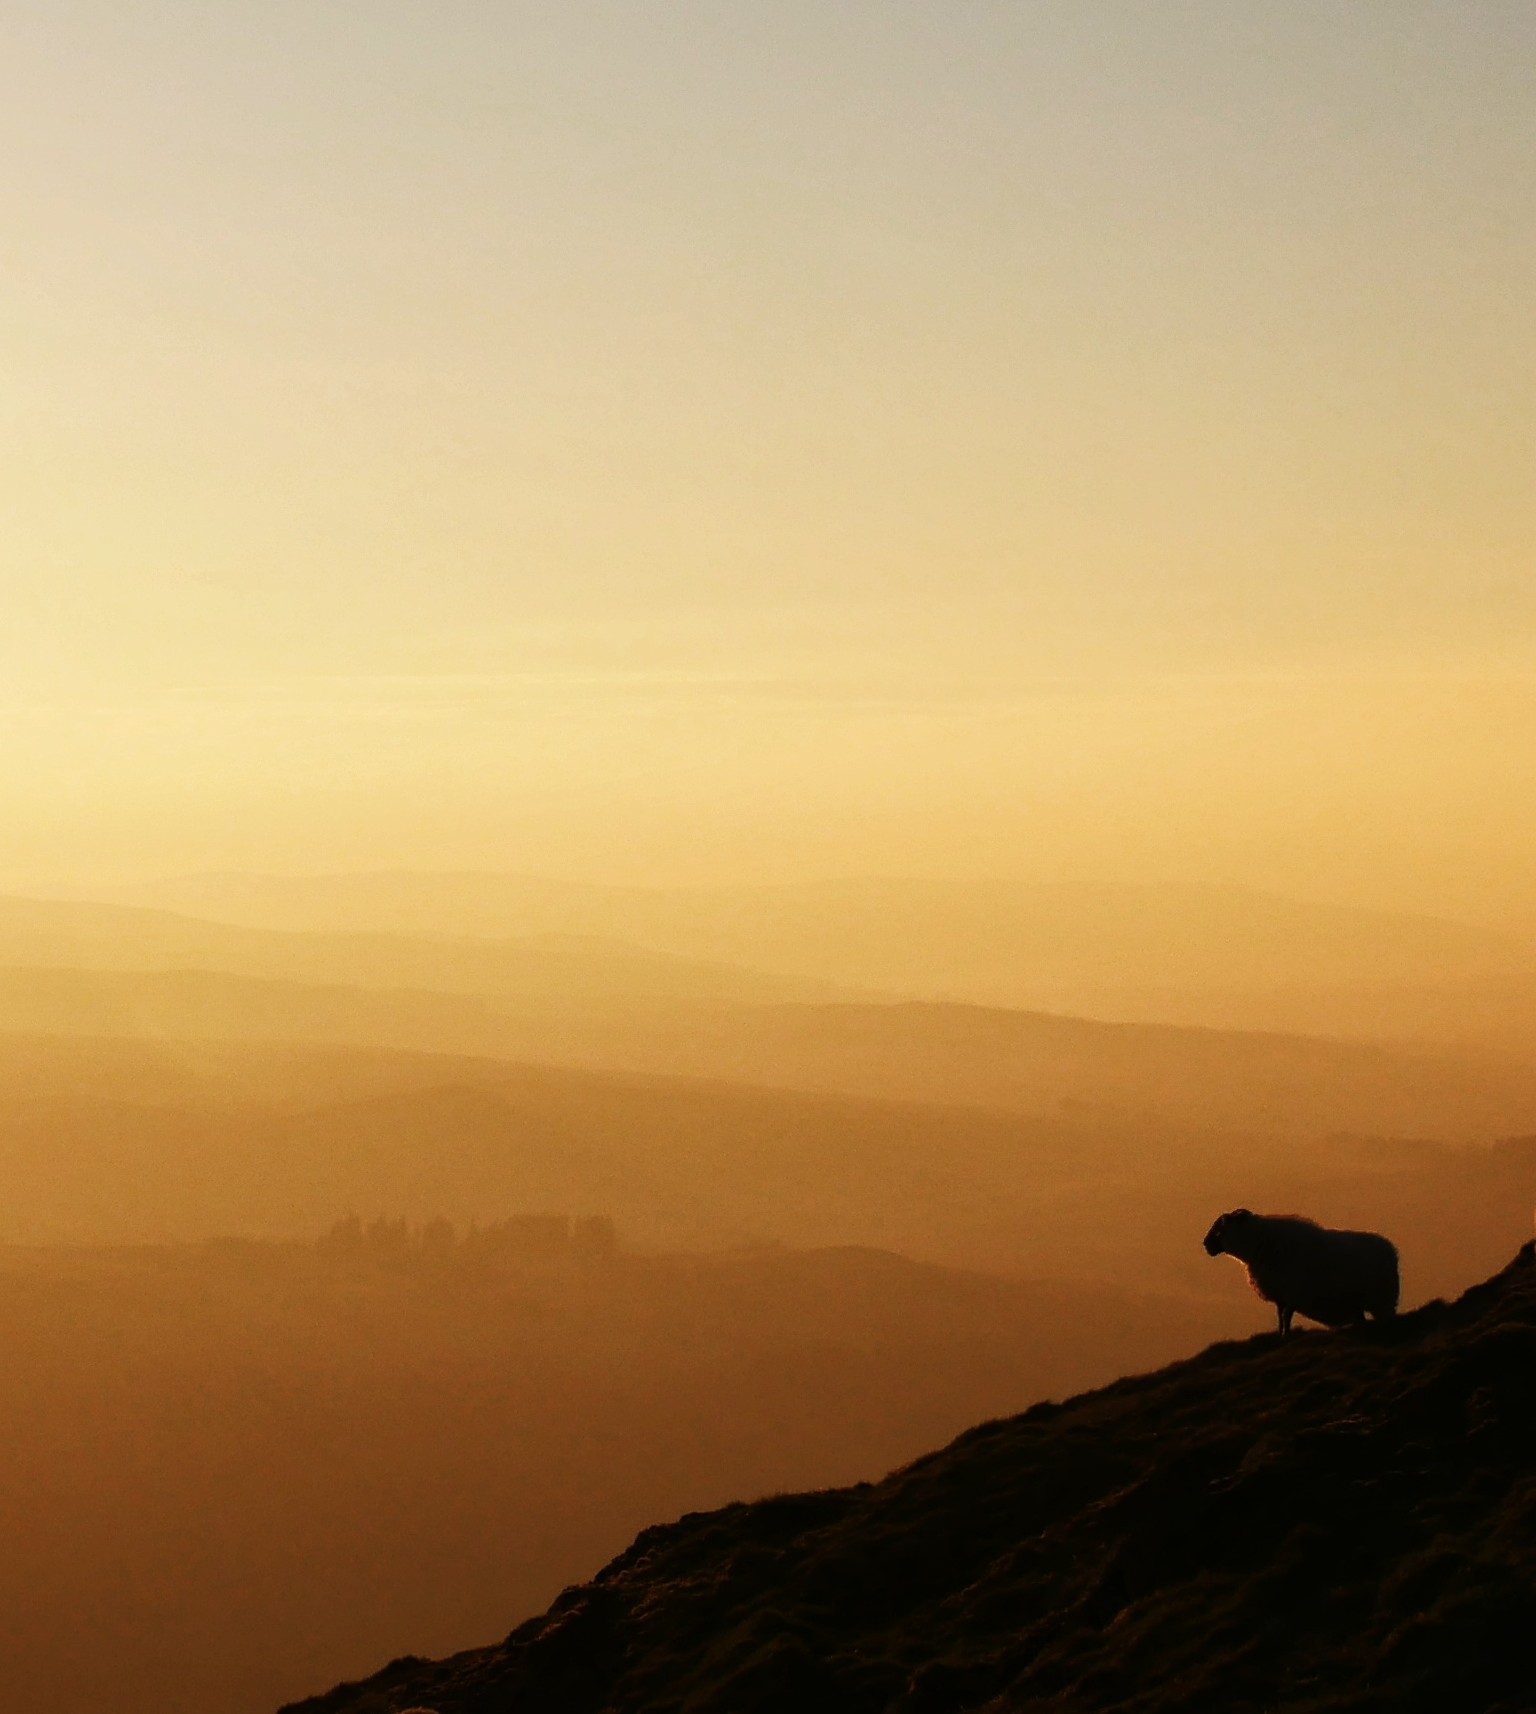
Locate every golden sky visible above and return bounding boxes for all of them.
[3,3,1534,916]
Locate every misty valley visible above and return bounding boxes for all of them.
[0,1224,1236,1712]
[0,881,1532,1710]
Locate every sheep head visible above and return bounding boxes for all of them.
[1203,1208,1255,1257]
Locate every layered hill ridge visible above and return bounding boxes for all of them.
[103,873,1534,988]
[285,1243,1536,1714]
[102,870,1536,1000]
[0,1030,1530,1300]
[0,894,846,1004]
[94,873,1536,1039]
[4,965,1536,1141]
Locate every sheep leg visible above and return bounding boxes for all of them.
[1276,1305,1294,1339]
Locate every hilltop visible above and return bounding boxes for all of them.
[285,1243,1536,1714]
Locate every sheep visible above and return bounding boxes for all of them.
[1202,1209,1399,1338]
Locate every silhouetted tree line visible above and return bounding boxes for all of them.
[315,1212,619,1263]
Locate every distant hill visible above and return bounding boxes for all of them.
[284,1243,1536,1714]
[0,1032,1530,1301]
[468,995,1536,1140]
[0,1034,1186,1266]
[101,872,1536,1015]
[1048,967,1536,1057]
[5,964,1536,1141]
[0,894,846,1003]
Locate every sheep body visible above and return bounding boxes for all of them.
[1203,1209,1399,1338]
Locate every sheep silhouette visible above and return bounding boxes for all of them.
[1203,1209,1399,1338]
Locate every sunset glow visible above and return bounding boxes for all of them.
[4,3,1533,916]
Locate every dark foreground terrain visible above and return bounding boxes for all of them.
[288,1243,1536,1714]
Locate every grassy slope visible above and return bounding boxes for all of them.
[285,1243,1536,1714]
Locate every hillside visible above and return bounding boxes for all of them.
[285,1242,1536,1714]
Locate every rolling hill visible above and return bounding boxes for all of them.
[283,1242,1536,1714]
[100,872,1536,1030]
[0,1032,1530,1300]
[4,961,1536,1141]
[0,894,843,1004]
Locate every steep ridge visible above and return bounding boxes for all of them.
[285,1244,1536,1714]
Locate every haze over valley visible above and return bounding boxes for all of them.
[0,868,1532,1711]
